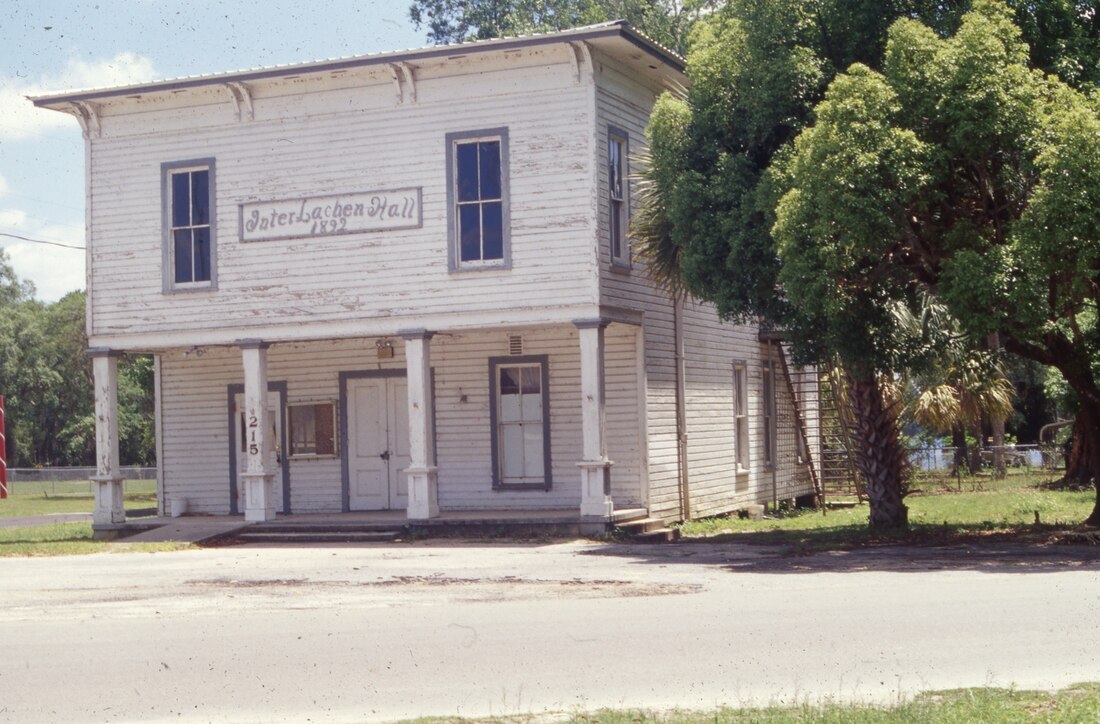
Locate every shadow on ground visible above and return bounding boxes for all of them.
[584,529,1100,575]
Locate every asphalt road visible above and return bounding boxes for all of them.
[2,540,1099,722]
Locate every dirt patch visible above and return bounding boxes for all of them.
[186,575,703,600]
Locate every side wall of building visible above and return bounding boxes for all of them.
[592,51,813,522]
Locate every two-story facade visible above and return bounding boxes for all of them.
[33,22,817,531]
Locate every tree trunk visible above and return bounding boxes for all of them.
[968,419,983,475]
[1063,418,1093,488]
[846,372,909,529]
[1075,400,1100,527]
[951,424,967,477]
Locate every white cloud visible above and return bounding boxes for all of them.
[0,52,158,141]
[0,173,9,198]
[0,204,84,302]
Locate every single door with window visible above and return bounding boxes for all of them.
[347,377,410,510]
[232,391,284,513]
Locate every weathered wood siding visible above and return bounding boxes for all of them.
[158,326,643,514]
[593,51,813,522]
[87,46,600,348]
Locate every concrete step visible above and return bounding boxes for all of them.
[615,516,668,535]
[235,529,403,544]
[630,527,681,543]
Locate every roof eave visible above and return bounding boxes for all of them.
[30,22,684,109]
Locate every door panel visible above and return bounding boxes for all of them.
[348,377,409,510]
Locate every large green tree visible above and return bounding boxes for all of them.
[775,2,1100,524]
[408,0,719,54]
[641,0,1099,527]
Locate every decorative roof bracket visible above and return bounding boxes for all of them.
[396,62,417,103]
[568,41,591,84]
[225,81,254,122]
[387,63,404,104]
[72,100,101,139]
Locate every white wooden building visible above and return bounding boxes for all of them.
[33,22,818,530]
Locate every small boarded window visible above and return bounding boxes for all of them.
[287,402,337,457]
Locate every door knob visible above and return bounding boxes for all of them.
[379,450,391,461]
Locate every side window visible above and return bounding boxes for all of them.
[733,362,748,472]
[288,402,338,457]
[447,129,510,270]
[163,159,216,291]
[489,355,551,489]
[608,126,629,267]
[763,360,777,469]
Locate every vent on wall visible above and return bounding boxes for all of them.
[509,335,523,356]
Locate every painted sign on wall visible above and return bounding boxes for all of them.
[239,188,422,242]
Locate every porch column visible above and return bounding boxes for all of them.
[574,318,613,518]
[238,340,276,522]
[400,329,439,519]
[88,348,125,526]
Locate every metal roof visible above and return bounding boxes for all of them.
[30,21,684,107]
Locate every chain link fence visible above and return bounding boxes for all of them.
[5,467,157,496]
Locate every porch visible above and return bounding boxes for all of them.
[106,507,652,544]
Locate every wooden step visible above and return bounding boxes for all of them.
[614,516,668,535]
[235,529,403,544]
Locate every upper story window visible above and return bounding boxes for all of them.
[162,159,216,291]
[608,126,630,268]
[446,128,510,271]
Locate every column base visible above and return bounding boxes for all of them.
[405,466,439,520]
[241,472,276,522]
[91,475,126,526]
[577,460,613,519]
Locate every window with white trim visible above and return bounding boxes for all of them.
[490,355,551,489]
[165,161,215,288]
[763,360,777,469]
[733,362,748,472]
[449,129,509,269]
[608,127,629,266]
[287,402,337,457]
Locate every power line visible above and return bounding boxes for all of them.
[0,232,84,250]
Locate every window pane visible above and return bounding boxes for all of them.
[479,141,501,199]
[456,143,480,202]
[610,200,622,259]
[523,424,544,477]
[499,367,520,395]
[290,405,317,456]
[520,392,541,422]
[173,229,193,283]
[459,204,481,262]
[501,424,524,478]
[191,170,210,225]
[500,389,521,422]
[520,366,541,395]
[609,139,621,197]
[171,172,191,227]
[481,202,503,260]
[315,404,336,455]
[192,227,211,282]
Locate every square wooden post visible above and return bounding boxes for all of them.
[89,348,126,526]
[238,340,276,522]
[575,319,613,519]
[400,329,439,519]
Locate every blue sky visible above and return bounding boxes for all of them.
[0,0,425,301]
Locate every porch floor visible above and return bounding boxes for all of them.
[114,507,647,544]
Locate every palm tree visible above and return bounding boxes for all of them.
[893,297,1015,477]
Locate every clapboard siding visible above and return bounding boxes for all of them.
[87,48,600,345]
[158,326,644,514]
[593,53,814,522]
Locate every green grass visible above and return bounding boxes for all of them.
[404,683,1100,722]
[677,472,1096,547]
[0,479,158,517]
[0,521,190,557]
